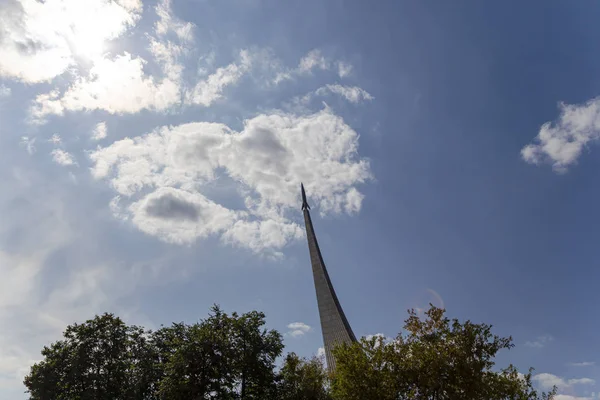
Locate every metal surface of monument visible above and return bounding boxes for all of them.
[301,183,356,372]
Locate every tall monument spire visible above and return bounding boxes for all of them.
[301,183,356,372]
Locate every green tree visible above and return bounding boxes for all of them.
[331,305,556,400]
[23,313,157,400]
[277,352,331,400]
[157,305,283,400]
[156,307,238,399]
[231,310,283,400]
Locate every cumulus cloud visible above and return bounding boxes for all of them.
[0,0,142,83]
[89,108,371,254]
[28,0,191,122]
[287,322,312,338]
[521,98,600,172]
[92,122,108,141]
[30,53,181,120]
[525,334,553,348]
[315,84,374,104]
[129,188,238,245]
[51,149,76,166]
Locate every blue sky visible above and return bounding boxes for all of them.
[2,0,600,398]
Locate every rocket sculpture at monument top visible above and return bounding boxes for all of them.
[301,183,356,372]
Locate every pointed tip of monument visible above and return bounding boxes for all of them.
[301,183,310,210]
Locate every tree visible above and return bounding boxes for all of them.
[331,305,556,400]
[23,313,157,400]
[231,310,283,400]
[156,307,239,399]
[25,305,554,400]
[156,305,283,400]
[277,352,331,400]
[332,306,555,400]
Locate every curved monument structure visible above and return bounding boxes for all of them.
[301,183,356,372]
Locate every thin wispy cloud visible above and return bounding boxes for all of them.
[568,362,596,367]
[0,84,11,98]
[336,61,353,78]
[20,137,36,155]
[315,84,374,104]
[533,373,595,391]
[525,335,553,348]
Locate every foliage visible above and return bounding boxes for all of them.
[331,306,556,400]
[24,305,555,400]
[23,313,155,400]
[277,352,331,400]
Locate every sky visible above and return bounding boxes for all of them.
[1,0,600,398]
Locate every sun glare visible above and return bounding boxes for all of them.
[69,32,106,61]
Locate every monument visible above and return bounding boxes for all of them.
[301,183,356,372]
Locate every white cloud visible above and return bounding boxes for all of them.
[221,219,304,259]
[525,334,553,348]
[48,134,62,145]
[317,347,325,358]
[287,322,311,337]
[298,49,329,73]
[569,362,596,367]
[20,136,36,155]
[533,373,595,391]
[554,396,593,400]
[31,53,181,121]
[154,0,194,42]
[0,84,10,97]
[185,50,252,106]
[28,0,192,123]
[0,0,142,83]
[148,38,185,81]
[274,49,339,84]
[287,85,373,111]
[51,149,76,166]
[365,333,387,341]
[129,187,239,245]
[89,108,371,253]
[92,122,108,141]
[315,84,374,104]
[337,61,353,78]
[569,379,596,386]
[521,98,600,172]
